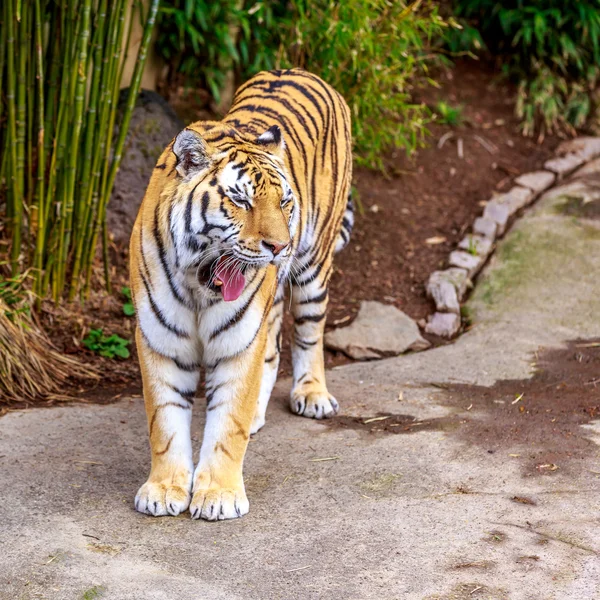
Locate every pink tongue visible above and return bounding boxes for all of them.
[214,259,245,302]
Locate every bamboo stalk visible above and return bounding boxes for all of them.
[5,0,22,275]
[81,0,128,293]
[3,0,160,303]
[84,0,160,295]
[32,0,46,297]
[55,0,91,297]
[68,0,109,300]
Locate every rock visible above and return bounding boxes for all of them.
[514,170,556,193]
[458,234,493,257]
[472,216,497,239]
[448,251,485,279]
[107,90,184,248]
[556,136,600,161]
[424,312,461,338]
[427,279,459,314]
[571,157,600,179]
[324,301,430,360]
[504,185,535,211]
[483,200,510,235]
[426,268,470,314]
[544,154,585,179]
[428,268,470,299]
[488,186,534,218]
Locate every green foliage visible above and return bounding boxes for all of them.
[155,0,289,103]
[0,0,160,304]
[155,0,451,170]
[447,1,600,136]
[121,286,135,316]
[82,586,105,600]
[435,101,464,126]
[281,0,450,169]
[0,274,31,322]
[83,328,130,359]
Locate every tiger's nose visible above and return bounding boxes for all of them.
[262,240,288,256]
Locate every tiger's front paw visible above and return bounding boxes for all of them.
[290,389,339,419]
[134,481,191,517]
[190,485,249,521]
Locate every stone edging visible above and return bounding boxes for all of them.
[423,136,600,338]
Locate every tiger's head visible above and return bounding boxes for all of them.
[171,124,298,301]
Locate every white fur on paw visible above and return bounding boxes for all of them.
[249,415,266,435]
[290,391,339,419]
[189,487,249,521]
[134,481,191,517]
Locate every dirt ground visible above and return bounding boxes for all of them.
[325,339,600,479]
[36,58,561,402]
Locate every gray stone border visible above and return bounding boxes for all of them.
[423,136,600,338]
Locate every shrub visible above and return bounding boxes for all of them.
[282,0,449,169]
[447,1,600,136]
[155,0,289,104]
[156,0,450,170]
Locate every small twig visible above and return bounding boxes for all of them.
[438,131,454,149]
[82,533,101,541]
[286,565,311,573]
[309,456,340,462]
[457,138,464,159]
[512,393,524,405]
[363,416,390,424]
[473,134,498,154]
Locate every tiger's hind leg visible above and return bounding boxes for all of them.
[289,255,338,419]
[250,283,284,434]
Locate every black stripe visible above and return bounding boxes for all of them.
[140,270,190,338]
[173,357,201,372]
[168,384,196,404]
[209,273,266,341]
[153,203,190,307]
[295,312,326,325]
[298,289,328,305]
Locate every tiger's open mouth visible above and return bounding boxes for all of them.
[199,256,247,302]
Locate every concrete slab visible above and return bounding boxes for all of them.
[2,175,600,600]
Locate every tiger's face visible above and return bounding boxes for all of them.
[172,125,298,302]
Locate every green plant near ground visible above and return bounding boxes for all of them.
[282,0,451,170]
[435,101,464,126]
[0,273,31,322]
[121,286,135,316]
[83,328,130,359]
[446,1,600,137]
[82,586,105,600]
[0,0,159,303]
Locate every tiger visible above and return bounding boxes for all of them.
[129,68,353,521]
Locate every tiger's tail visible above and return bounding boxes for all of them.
[334,190,354,254]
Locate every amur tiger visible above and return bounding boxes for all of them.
[130,68,353,521]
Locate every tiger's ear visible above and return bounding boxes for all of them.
[172,129,210,178]
[256,125,285,157]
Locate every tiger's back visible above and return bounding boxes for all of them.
[224,68,353,263]
[130,69,353,521]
